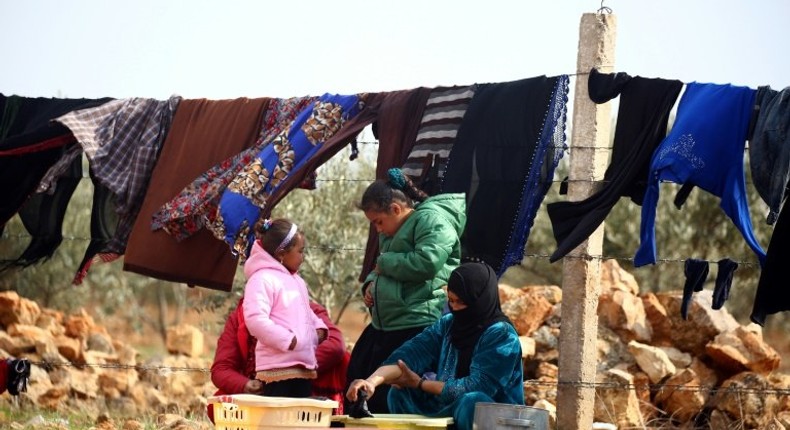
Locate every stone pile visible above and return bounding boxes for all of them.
[1,259,789,429]
[0,291,214,428]
[504,259,790,429]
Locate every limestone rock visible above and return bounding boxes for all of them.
[600,259,639,295]
[598,289,652,343]
[165,324,204,358]
[0,291,41,328]
[594,368,644,429]
[651,290,739,356]
[519,335,536,359]
[64,309,97,339]
[654,368,709,423]
[500,286,554,337]
[711,371,781,429]
[706,325,781,374]
[627,340,676,383]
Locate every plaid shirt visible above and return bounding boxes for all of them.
[39,96,181,254]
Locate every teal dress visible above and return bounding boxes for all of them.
[382,315,524,430]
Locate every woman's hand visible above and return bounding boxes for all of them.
[243,379,264,394]
[316,328,327,343]
[391,359,421,389]
[363,283,374,308]
[346,378,377,402]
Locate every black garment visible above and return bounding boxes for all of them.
[713,258,738,310]
[347,389,374,418]
[752,201,790,325]
[260,378,312,397]
[0,154,81,270]
[0,95,113,228]
[73,173,118,284]
[547,69,683,262]
[441,75,567,274]
[447,261,510,378]
[680,258,709,320]
[748,86,790,225]
[6,358,30,396]
[344,324,425,413]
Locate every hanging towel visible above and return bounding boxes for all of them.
[124,97,270,291]
[547,69,683,262]
[401,86,476,195]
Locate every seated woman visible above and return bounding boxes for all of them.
[346,261,523,430]
[208,299,349,422]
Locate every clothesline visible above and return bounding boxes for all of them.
[0,233,760,268]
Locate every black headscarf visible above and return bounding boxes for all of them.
[448,261,511,378]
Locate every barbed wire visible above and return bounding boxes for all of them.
[526,379,790,396]
[0,233,761,268]
[19,359,790,396]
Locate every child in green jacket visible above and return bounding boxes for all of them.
[346,168,466,413]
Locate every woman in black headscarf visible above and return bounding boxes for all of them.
[346,261,524,430]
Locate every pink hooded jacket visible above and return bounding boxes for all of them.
[242,241,327,372]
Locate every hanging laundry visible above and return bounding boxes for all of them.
[0,154,81,271]
[152,96,316,241]
[0,95,113,229]
[72,175,117,284]
[634,82,765,267]
[441,75,570,276]
[209,93,365,260]
[680,258,709,320]
[752,193,790,325]
[124,97,271,291]
[359,88,434,281]
[712,258,738,310]
[401,86,476,195]
[748,86,790,224]
[33,97,182,280]
[261,92,385,219]
[547,69,683,262]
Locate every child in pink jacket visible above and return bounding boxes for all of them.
[243,218,328,397]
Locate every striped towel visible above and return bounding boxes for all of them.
[401,86,475,194]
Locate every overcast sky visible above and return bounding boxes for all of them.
[1,0,788,100]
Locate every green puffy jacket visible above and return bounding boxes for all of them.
[365,193,466,331]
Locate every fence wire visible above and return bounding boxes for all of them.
[18,359,790,397]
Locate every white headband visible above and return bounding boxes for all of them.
[275,223,298,253]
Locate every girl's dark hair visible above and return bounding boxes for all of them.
[258,218,301,256]
[358,168,429,213]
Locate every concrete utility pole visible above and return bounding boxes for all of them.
[555,12,616,430]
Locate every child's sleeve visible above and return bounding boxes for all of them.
[377,215,457,282]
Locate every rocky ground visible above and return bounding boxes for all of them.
[1,259,789,429]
